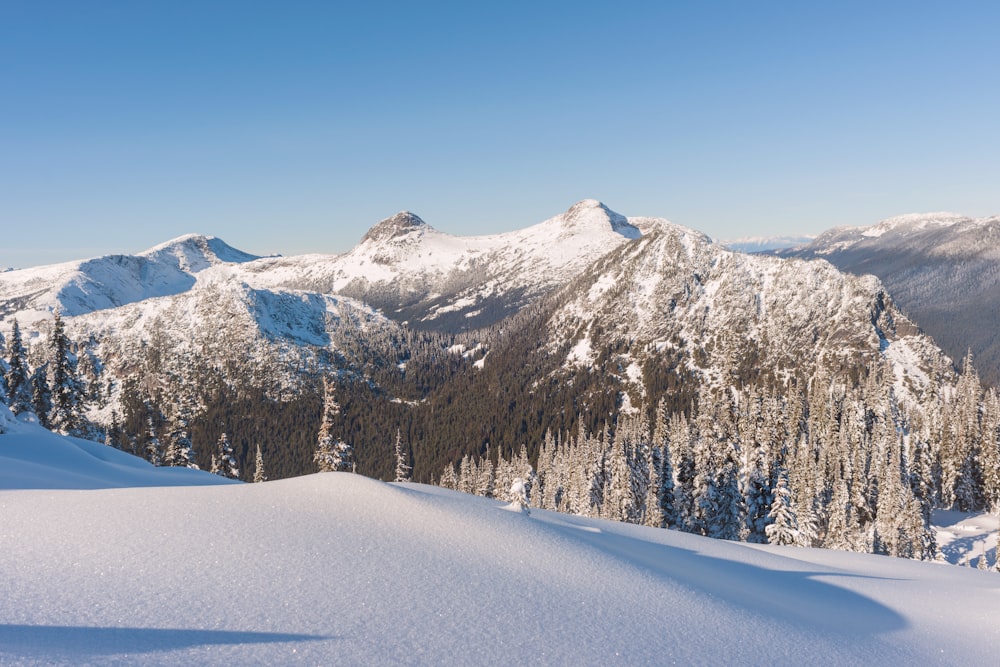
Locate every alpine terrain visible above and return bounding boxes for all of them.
[2,201,999,563]
[773,212,1000,385]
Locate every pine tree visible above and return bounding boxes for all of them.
[314,377,354,472]
[439,462,458,490]
[393,428,412,482]
[253,444,267,482]
[104,410,123,450]
[210,432,240,479]
[49,311,84,435]
[31,365,53,429]
[669,413,696,531]
[144,416,163,466]
[163,401,198,469]
[766,466,799,546]
[602,427,635,522]
[642,443,665,528]
[652,400,676,527]
[4,319,32,415]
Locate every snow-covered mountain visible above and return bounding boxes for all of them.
[239,199,645,330]
[2,420,999,665]
[0,233,260,327]
[0,201,972,486]
[774,212,1000,384]
[66,277,405,400]
[540,220,944,405]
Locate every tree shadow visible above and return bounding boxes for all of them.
[544,517,909,637]
[938,532,992,566]
[0,624,331,658]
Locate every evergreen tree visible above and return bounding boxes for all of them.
[104,410,124,450]
[765,466,799,546]
[393,428,412,482]
[163,401,198,468]
[440,462,458,490]
[669,413,696,531]
[4,319,32,415]
[314,377,354,472]
[652,401,676,525]
[602,427,635,523]
[49,311,84,435]
[210,432,240,479]
[31,364,53,429]
[642,443,665,528]
[144,415,163,466]
[253,444,267,482]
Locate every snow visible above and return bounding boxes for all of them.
[567,336,593,365]
[3,417,1000,664]
[934,509,998,568]
[0,406,235,490]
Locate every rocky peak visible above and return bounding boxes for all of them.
[360,212,429,245]
[560,200,641,240]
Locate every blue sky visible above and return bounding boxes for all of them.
[3,1,999,267]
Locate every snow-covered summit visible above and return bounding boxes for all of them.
[359,211,430,245]
[0,234,261,328]
[139,233,260,271]
[237,200,655,330]
[551,198,641,240]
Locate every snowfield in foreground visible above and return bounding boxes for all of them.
[3,412,1000,665]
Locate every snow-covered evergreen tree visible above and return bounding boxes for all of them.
[439,462,458,490]
[210,432,240,479]
[314,377,354,472]
[144,415,163,467]
[4,319,32,415]
[49,311,85,435]
[393,428,411,482]
[765,466,798,546]
[163,400,198,469]
[31,364,53,429]
[602,427,635,523]
[253,443,267,482]
[507,478,530,514]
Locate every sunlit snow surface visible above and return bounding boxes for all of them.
[3,411,1000,665]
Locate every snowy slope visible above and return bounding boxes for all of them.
[238,199,645,330]
[4,384,999,664]
[0,405,234,489]
[2,470,999,665]
[775,212,1000,384]
[0,234,260,328]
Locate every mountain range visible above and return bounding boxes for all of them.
[0,200,964,482]
[773,212,1000,384]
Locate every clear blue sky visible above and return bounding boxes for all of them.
[3,1,999,267]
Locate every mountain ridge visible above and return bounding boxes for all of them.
[773,211,1000,384]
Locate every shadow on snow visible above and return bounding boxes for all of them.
[0,624,330,657]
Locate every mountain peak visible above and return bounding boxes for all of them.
[559,200,640,240]
[361,211,429,245]
[140,234,259,270]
